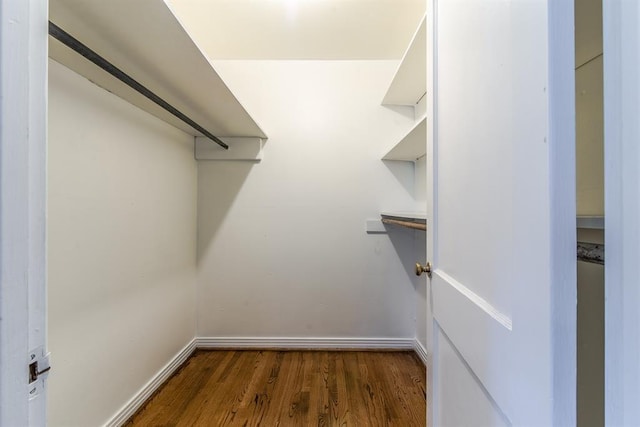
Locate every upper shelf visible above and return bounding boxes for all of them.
[382,115,426,161]
[382,15,427,106]
[49,0,267,139]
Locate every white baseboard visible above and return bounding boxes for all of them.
[414,339,428,366]
[196,337,415,350]
[105,338,197,427]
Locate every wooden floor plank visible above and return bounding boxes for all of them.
[173,352,240,427]
[126,350,426,427]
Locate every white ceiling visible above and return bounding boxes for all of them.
[168,0,426,60]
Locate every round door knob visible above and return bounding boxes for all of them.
[415,262,432,277]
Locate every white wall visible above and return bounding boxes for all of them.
[576,55,603,216]
[414,98,427,212]
[47,59,197,426]
[576,0,603,216]
[197,60,421,339]
[575,0,604,424]
[577,229,604,427]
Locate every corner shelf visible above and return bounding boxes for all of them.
[382,114,426,161]
[381,15,427,106]
[49,0,267,139]
[381,212,427,231]
[379,14,427,233]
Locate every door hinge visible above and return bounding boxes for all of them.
[28,346,50,399]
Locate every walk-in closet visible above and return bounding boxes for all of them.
[5,0,637,425]
[46,0,429,425]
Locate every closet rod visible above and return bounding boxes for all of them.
[381,218,427,231]
[48,21,229,149]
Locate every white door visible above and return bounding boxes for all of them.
[0,0,48,425]
[603,0,640,425]
[425,0,577,425]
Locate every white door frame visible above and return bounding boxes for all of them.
[425,1,435,425]
[0,0,48,425]
[603,0,640,425]
[425,0,576,425]
[548,1,579,423]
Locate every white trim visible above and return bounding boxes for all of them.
[196,337,415,350]
[0,0,48,425]
[425,0,436,425]
[548,0,578,424]
[413,340,428,366]
[104,339,197,427]
[603,0,640,424]
[435,270,512,331]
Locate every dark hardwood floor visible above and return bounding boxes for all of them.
[126,350,426,426]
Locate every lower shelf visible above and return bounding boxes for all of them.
[576,216,604,230]
[380,212,427,231]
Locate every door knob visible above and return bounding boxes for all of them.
[415,262,432,277]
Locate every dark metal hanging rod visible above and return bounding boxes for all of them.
[48,21,228,149]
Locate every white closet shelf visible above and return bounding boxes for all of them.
[49,0,267,140]
[382,115,427,161]
[577,216,604,229]
[380,212,427,231]
[382,15,427,106]
[381,212,427,221]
